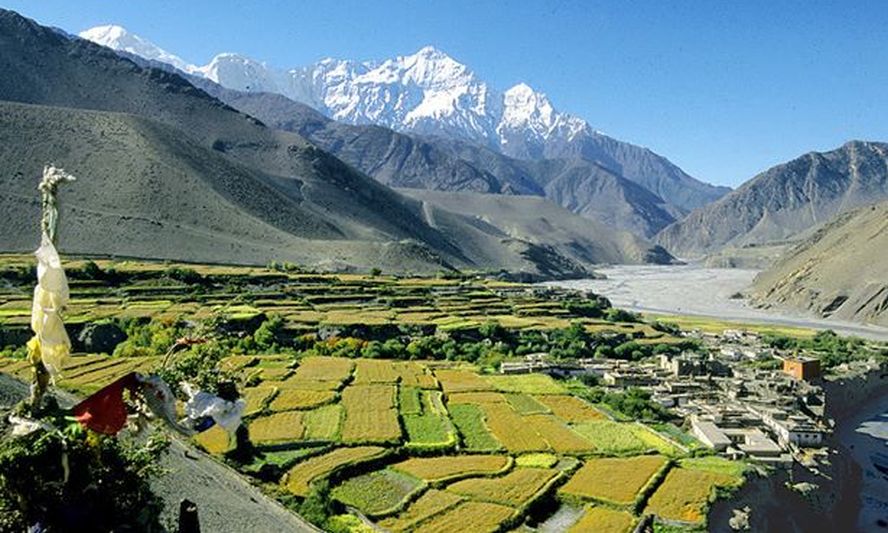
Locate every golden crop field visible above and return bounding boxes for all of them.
[645,467,739,524]
[266,376,343,390]
[353,359,400,384]
[283,446,388,496]
[268,389,336,411]
[377,489,464,532]
[291,356,354,382]
[525,414,595,454]
[413,501,515,533]
[536,395,607,423]
[396,361,438,389]
[392,455,511,482]
[446,391,506,405]
[302,404,343,441]
[241,386,278,417]
[568,506,635,533]
[248,411,305,444]
[478,403,549,453]
[559,455,668,505]
[447,467,559,507]
[192,425,232,455]
[483,374,567,394]
[341,385,401,443]
[434,369,495,393]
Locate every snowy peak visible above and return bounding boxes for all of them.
[79,25,198,74]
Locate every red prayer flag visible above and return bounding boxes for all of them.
[72,372,140,435]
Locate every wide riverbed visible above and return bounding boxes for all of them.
[544,265,888,341]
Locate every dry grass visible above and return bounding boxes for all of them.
[392,455,511,482]
[559,455,668,505]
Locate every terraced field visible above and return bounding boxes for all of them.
[0,256,742,531]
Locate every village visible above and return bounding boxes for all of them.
[501,327,837,468]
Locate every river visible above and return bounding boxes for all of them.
[544,265,888,341]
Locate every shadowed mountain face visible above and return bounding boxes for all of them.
[656,141,888,257]
[0,9,670,276]
[751,201,888,327]
[191,82,678,237]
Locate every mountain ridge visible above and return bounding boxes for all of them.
[79,24,730,213]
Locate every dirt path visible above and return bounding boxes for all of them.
[0,373,319,533]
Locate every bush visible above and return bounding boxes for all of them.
[0,427,168,532]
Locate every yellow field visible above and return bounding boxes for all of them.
[241,386,277,417]
[446,391,506,404]
[483,374,567,394]
[645,467,739,524]
[353,359,400,384]
[434,369,495,393]
[392,455,511,482]
[447,467,558,506]
[479,403,549,453]
[414,501,514,533]
[536,395,607,423]
[266,376,343,390]
[378,490,464,532]
[292,356,355,382]
[559,455,668,505]
[396,361,439,389]
[268,389,336,411]
[193,425,232,455]
[568,506,635,533]
[248,411,305,444]
[283,446,388,496]
[341,385,401,443]
[525,414,595,454]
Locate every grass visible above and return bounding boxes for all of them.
[392,455,511,483]
[515,453,559,468]
[559,455,668,506]
[331,469,424,517]
[651,314,817,339]
[679,456,748,478]
[302,404,343,441]
[572,421,661,455]
[449,404,501,451]
[399,386,422,415]
[505,393,550,414]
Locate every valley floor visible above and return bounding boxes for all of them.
[546,265,888,341]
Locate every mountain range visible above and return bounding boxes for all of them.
[657,141,888,256]
[80,24,730,232]
[0,9,671,277]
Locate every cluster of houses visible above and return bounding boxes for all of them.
[500,328,831,466]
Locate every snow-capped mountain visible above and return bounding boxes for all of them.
[78,27,592,153]
[78,25,730,211]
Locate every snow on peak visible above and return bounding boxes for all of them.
[77,26,592,155]
[79,25,198,74]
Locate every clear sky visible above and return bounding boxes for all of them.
[4,0,888,187]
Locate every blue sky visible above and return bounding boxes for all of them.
[4,1,888,187]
